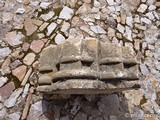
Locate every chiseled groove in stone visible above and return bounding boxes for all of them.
[52,69,98,82]
[99,57,123,64]
[37,79,140,94]
[58,56,94,64]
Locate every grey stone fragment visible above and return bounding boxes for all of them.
[97,94,120,115]
[0,108,7,119]
[15,8,25,14]
[0,77,8,88]
[27,101,48,120]
[5,112,21,120]
[55,33,65,44]
[46,22,57,36]
[140,64,149,75]
[59,6,74,20]
[4,88,23,108]
[0,47,11,58]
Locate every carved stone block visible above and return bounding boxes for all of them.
[37,38,139,94]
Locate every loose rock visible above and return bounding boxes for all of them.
[55,33,65,44]
[12,65,27,81]
[0,108,7,119]
[117,24,125,33]
[46,22,57,36]
[5,112,21,120]
[0,77,8,88]
[23,53,36,65]
[4,88,23,108]
[15,8,25,14]
[40,11,55,21]
[137,4,148,13]
[24,18,38,36]
[90,25,106,34]
[30,40,44,53]
[140,64,149,75]
[59,6,74,20]
[0,82,15,101]
[40,2,51,9]
[27,101,47,120]
[5,31,24,46]
[0,47,11,59]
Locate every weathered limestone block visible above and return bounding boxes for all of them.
[37,38,139,94]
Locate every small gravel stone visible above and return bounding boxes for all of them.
[148,5,156,10]
[0,108,7,119]
[124,26,132,41]
[146,12,155,20]
[27,101,46,120]
[5,31,24,46]
[106,0,114,5]
[155,2,160,7]
[40,2,51,9]
[16,0,22,3]
[155,62,160,70]
[24,18,38,36]
[141,17,151,24]
[108,27,115,38]
[117,24,125,33]
[0,47,11,58]
[39,22,49,32]
[40,11,55,21]
[22,83,30,98]
[6,112,21,120]
[59,6,74,20]
[55,33,65,44]
[61,22,70,35]
[134,15,140,23]
[22,42,30,52]
[82,0,91,3]
[23,0,30,5]
[80,26,95,36]
[93,0,101,7]
[30,40,44,53]
[137,4,148,13]
[4,88,23,108]
[0,82,15,101]
[15,8,25,14]
[23,53,36,65]
[10,60,22,69]
[126,16,133,27]
[140,64,149,75]
[46,22,57,36]
[21,68,32,86]
[2,12,13,24]
[148,44,155,50]
[0,77,8,88]
[134,24,147,30]
[90,25,106,34]
[69,0,77,8]
[12,65,27,81]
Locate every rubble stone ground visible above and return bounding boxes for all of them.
[0,0,159,120]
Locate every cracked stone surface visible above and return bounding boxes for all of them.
[0,0,160,120]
